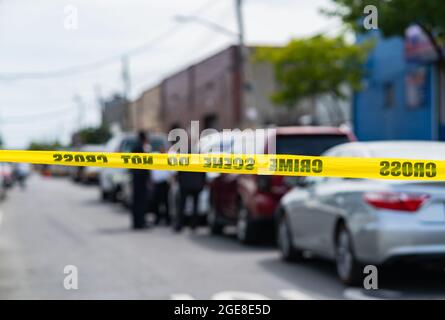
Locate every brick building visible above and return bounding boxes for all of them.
[161,46,242,132]
[160,45,337,133]
[102,94,130,131]
[128,85,162,132]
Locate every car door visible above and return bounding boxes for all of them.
[216,136,239,220]
[205,136,236,220]
[304,177,347,257]
[286,150,343,256]
[287,176,326,252]
[300,148,366,257]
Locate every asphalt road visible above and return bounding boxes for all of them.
[0,174,444,300]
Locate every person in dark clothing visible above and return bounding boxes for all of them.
[174,171,206,231]
[152,178,170,225]
[151,165,171,225]
[131,131,151,230]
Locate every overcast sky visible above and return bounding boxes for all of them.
[0,0,340,148]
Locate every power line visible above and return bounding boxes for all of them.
[0,106,75,123]
[0,0,222,82]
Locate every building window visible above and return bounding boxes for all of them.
[405,66,427,110]
[384,82,395,108]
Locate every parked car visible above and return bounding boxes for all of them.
[72,144,105,184]
[207,126,356,244]
[121,133,169,208]
[0,163,8,199]
[0,163,14,189]
[99,133,138,201]
[49,164,72,177]
[277,141,445,285]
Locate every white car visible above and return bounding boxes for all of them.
[277,141,445,285]
[99,133,137,201]
[0,163,8,200]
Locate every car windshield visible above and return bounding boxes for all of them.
[150,137,167,152]
[121,138,138,153]
[276,134,350,156]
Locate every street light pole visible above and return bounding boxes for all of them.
[73,94,84,131]
[122,55,131,100]
[235,0,254,127]
[235,0,245,59]
[235,0,246,126]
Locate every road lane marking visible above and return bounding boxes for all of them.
[344,288,403,300]
[279,289,314,300]
[211,291,270,300]
[170,290,314,300]
[343,288,380,300]
[170,293,195,300]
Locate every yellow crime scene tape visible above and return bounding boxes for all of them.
[0,150,443,181]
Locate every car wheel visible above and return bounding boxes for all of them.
[277,213,304,262]
[101,190,109,201]
[335,225,362,286]
[236,203,257,244]
[208,200,223,235]
[110,187,119,203]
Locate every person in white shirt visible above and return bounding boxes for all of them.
[151,152,172,225]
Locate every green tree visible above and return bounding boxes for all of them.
[325,0,445,130]
[76,125,111,145]
[28,141,63,151]
[324,0,445,65]
[256,36,372,108]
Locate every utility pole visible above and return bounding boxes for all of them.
[235,0,255,127]
[73,94,84,131]
[235,0,245,125]
[94,84,104,126]
[122,55,131,100]
[235,0,245,58]
[73,95,85,147]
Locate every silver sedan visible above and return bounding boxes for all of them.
[277,141,445,285]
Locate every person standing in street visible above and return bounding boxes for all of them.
[131,131,151,230]
[151,168,171,226]
[14,162,30,189]
[151,148,172,226]
[174,170,206,232]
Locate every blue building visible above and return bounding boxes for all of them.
[353,27,443,141]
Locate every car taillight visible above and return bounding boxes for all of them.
[363,192,430,212]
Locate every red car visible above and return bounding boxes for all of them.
[206,126,356,243]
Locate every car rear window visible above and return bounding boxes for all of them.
[120,138,138,153]
[150,137,168,152]
[275,134,350,156]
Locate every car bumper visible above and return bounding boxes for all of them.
[353,212,445,265]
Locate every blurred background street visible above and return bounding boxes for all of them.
[1,0,445,300]
[1,175,445,300]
